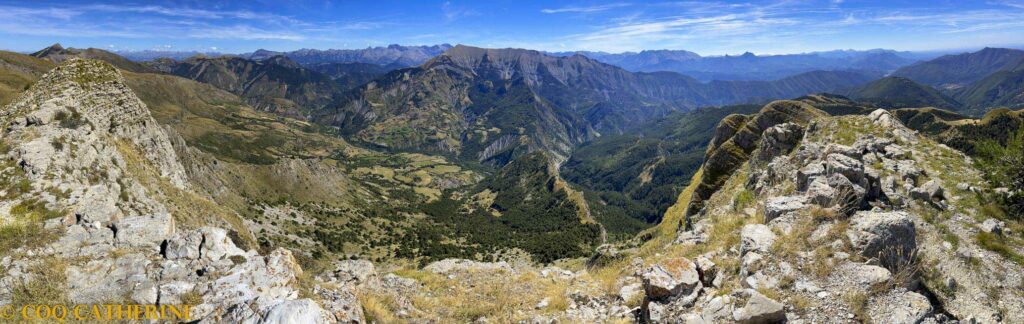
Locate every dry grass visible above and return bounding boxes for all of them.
[180,288,204,306]
[381,267,561,322]
[773,217,815,261]
[10,256,70,306]
[591,263,630,297]
[359,291,400,323]
[790,294,815,312]
[844,291,870,322]
[810,246,836,278]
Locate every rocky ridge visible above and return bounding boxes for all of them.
[0,59,359,323]
[646,107,1023,322]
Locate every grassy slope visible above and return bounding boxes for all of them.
[0,51,55,106]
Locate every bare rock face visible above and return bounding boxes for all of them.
[259,299,335,324]
[740,224,776,256]
[764,196,806,223]
[754,122,804,165]
[112,213,175,248]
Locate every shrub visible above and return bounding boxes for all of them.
[54,108,86,129]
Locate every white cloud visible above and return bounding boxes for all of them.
[442,2,479,23]
[541,3,632,14]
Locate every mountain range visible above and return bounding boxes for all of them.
[1,38,1023,323]
[550,48,922,81]
[316,45,877,164]
[243,44,454,68]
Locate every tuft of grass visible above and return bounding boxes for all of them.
[540,280,570,313]
[810,246,836,278]
[180,288,204,306]
[977,232,1024,266]
[809,206,839,223]
[360,291,399,323]
[54,108,86,129]
[732,189,755,212]
[791,294,814,312]
[844,291,870,322]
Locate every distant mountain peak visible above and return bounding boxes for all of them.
[31,43,69,57]
[248,48,283,61]
[261,54,302,68]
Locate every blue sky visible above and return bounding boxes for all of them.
[1,0,1022,55]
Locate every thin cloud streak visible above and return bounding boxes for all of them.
[541,3,632,14]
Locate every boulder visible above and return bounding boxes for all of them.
[680,313,708,324]
[864,167,882,200]
[156,281,195,305]
[642,258,701,301]
[702,296,734,322]
[327,260,378,287]
[163,230,203,260]
[854,137,894,154]
[130,281,158,305]
[805,176,835,206]
[910,180,944,202]
[764,196,806,223]
[260,299,333,324]
[740,224,776,256]
[66,253,151,303]
[755,122,804,164]
[868,109,916,141]
[695,255,717,287]
[825,153,864,184]
[833,262,892,290]
[826,174,867,214]
[740,252,764,278]
[881,176,905,206]
[618,283,643,303]
[732,291,786,323]
[646,301,668,323]
[198,227,246,261]
[797,162,825,191]
[867,290,932,324]
[884,144,911,160]
[980,218,1005,235]
[896,160,923,183]
[205,248,304,311]
[826,143,861,158]
[847,211,917,269]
